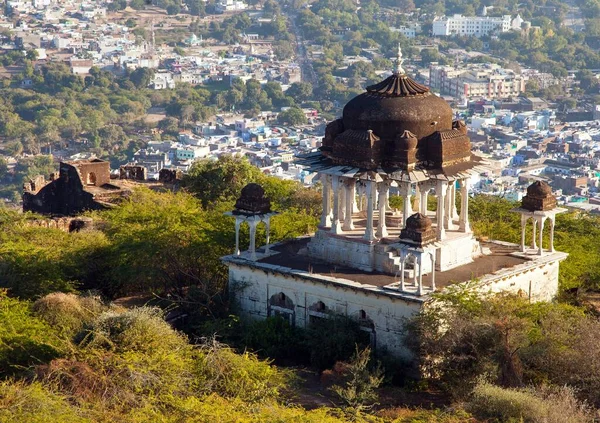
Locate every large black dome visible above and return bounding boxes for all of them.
[342,73,453,141]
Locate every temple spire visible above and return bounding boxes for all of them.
[394,44,405,74]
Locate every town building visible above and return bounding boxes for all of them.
[222,53,568,358]
[430,63,527,100]
[432,14,519,37]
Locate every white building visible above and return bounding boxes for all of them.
[215,0,247,13]
[222,67,567,358]
[432,14,512,37]
[430,63,527,100]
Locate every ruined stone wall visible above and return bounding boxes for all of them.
[24,217,94,232]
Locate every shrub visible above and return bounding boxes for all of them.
[194,338,289,403]
[0,291,66,376]
[77,307,190,355]
[466,381,591,423]
[242,316,305,362]
[304,315,371,370]
[330,346,384,412]
[0,380,90,423]
[33,293,107,337]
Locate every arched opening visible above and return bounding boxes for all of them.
[268,292,295,326]
[308,300,328,325]
[356,309,376,349]
[87,172,97,186]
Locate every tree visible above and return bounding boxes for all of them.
[128,67,155,89]
[25,50,38,61]
[277,107,307,126]
[286,82,313,103]
[166,3,181,14]
[330,346,384,413]
[130,0,146,9]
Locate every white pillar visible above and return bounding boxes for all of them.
[363,180,376,241]
[343,179,355,231]
[414,184,421,213]
[550,217,555,252]
[265,217,271,254]
[416,255,423,296]
[399,250,406,291]
[459,179,471,233]
[538,217,545,256]
[234,217,241,255]
[248,219,258,261]
[520,214,527,253]
[376,182,388,238]
[436,181,447,241]
[430,252,436,292]
[320,174,332,227]
[532,219,537,250]
[412,255,418,286]
[331,177,343,235]
[401,183,412,228]
[420,189,428,215]
[451,183,459,220]
[444,184,452,230]
[339,180,346,224]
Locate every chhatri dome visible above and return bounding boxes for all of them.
[321,47,472,171]
[222,46,569,358]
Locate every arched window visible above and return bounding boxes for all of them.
[87,172,97,186]
[268,292,295,326]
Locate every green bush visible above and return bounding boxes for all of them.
[33,292,107,337]
[0,380,91,423]
[242,316,305,362]
[466,381,591,423]
[195,338,289,403]
[0,292,66,376]
[77,307,190,355]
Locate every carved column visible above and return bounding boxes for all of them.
[264,217,271,254]
[416,255,423,296]
[339,179,346,224]
[532,219,537,250]
[459,178,471,232]
[399,250,406,292]
[413,184,421,213]
[550,217,555,252]
[451,183,459,220]
[401,183,412,228]
[444,184,452,230]
[520,214,527,252]
[376,182,388,238]
[363,180,376,241]
[420,188,428,215]
[430,252,436,292]
[538,217,545,256]
[248,218,258,261]
[234,217,241,255]
[436,180,447,241]
[330,177,343,234]
[343,179,355,231]
[320,174,332,227]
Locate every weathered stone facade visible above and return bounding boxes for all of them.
[23,159,123,216]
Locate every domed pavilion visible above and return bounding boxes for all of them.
[298,48,487,279]
[222,50,569,358]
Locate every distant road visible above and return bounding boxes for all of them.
[288,12,318,85]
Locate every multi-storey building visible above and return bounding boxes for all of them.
[432,14,512,37]
[429,64,527,100]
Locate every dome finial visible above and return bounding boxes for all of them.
[394,44,405,74]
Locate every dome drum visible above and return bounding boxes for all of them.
[322,119,344,153]
[234,183,272,215]
[385,130,418,170]
[331,129,383,169]
[522,181,557,212]
[427,129,472,169]
[400,213,436,247]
